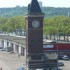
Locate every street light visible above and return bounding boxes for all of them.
[56,33,59,69]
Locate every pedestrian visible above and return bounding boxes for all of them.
[0,67,2,70]
[10,51,12,54]
[18,53,20,57]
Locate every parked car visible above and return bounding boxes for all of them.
[1,47,12,52]
[0,47,3,49]
[36,69,43,70]
[52,67,62,70]
[1,47,7,51]
[62,55,69,60]
[0,47,3,51]
[57,62,64,66]
[58,54,63,60]
[58,67,62,70]
[17,66,24,70]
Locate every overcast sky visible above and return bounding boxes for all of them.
[0,0,70,8]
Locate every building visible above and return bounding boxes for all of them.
[43,39,70,57]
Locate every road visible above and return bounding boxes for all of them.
[0,51,26,70]
[60,60,70,70]
[58,60,70,70]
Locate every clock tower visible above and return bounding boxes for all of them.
[26,0,44,69]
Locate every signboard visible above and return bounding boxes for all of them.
[43,45,54,48]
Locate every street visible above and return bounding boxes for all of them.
[59,60,70,70]
[0,51,26,70]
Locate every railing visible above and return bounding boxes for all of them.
[0,32,26,38]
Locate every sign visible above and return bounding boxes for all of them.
[43,45,54,48]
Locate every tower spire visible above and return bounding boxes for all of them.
[29,0,42,13]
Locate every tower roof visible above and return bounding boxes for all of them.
[28,0,42,13]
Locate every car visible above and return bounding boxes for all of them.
[0,47,3,51]
[1,47,12,52]
[52,67,62,70]
[36,69,43,70]
[58,55,64,60]
[17,66,24,70]
[1,47,7,51]
[57,62,64,66]
[62,55,69,60]
[0,47,3,49]
[58,68,62,70]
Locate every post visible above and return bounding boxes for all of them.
[56,33,58,69]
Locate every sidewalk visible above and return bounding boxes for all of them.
[0,51,26,70]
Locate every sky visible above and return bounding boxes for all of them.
[0,0,70,8]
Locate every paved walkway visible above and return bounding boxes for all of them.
[0,51,70,70]
[0,51,26,70]
[0,60,10,70]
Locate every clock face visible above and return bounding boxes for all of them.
[32,20,40,28]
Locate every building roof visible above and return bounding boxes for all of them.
[43,39,70,44]
[28,0,42,13]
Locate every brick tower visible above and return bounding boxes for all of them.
[26,0,45,69]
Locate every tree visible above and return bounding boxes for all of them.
[43,16,70,41]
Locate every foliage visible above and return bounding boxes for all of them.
[0,16,25,32]
[0,15,70,36]
[43,16,70,35]
[0,6,70,18]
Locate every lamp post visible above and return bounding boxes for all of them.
[56,33,59,69]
